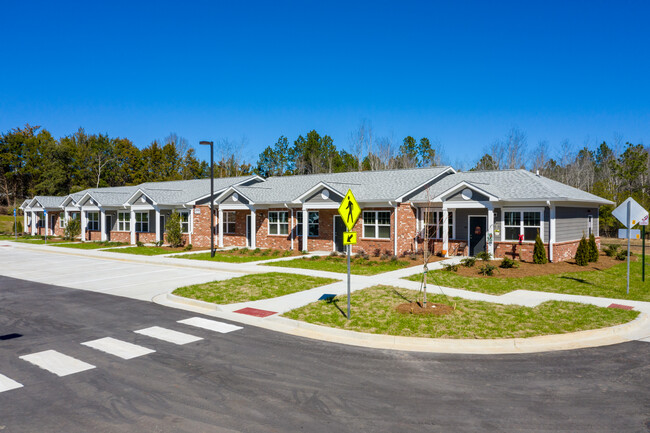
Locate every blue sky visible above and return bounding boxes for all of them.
[1,1,648,168]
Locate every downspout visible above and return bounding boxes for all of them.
[548,201,554,262]
[390,201,398,255]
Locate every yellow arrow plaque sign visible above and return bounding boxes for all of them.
[343,231,357,245]
[338,189,361,231]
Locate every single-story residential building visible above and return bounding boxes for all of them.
[20,167,612,261]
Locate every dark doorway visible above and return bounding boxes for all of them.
[334,216,345,252]
[469,216,487,256]
[246,215,252,247]
[160,215,166,236]
[105,215,112,241]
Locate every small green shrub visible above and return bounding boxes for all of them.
[499,257,519,269]
[442,263,459,272]
[310,255,320,261]
[183,243,193,251]
[165,211,183,247]
[587,233,599,262]
[461,257,477,267]
[380,253,390,261]
[475,251,492,261]
[604,244,619,257]
[16,221,23,233]
[282,250,293,257]
[254,248,261,254]
[574,235,589,266]
[239,248,249,254]
[478,264,496,276]
[616,249,633,261]
[533,233,548,264]
[136,241,144,248]
[64,217,81,241]
[390,255,399,262]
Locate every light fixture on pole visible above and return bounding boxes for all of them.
[199,140,215,257]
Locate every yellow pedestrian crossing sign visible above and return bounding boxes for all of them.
[338,189,361,231]
[343,231,357,245]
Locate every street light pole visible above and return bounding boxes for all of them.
[200,140,215,257]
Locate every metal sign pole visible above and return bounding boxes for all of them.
[14,208,17,241]
[643,225,646,282]
[347,244,351,320]
[627,200,631,295]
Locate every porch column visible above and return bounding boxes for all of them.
[442,209,449,257]
[155,207,161,242]
[189,209,193,245]
[549,205,556,262]
[290,208,294,250]
[31,211,36,235]
[302,208,308,252]
[130,209,136,244]
[24,212,28,234]
[487,208,495,257]
[218,207,223,248]
[393,204,398,255]
[250,210,256,248]
[44,211,49,237]
[64,210,69,229]
[100,209,107,241]
[81,211,87,241]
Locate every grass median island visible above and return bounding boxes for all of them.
[267,254,414,275]
[283,285,640,339]
[54,241,129,249]
[173,272,338,304]
[103,246,190,255]
[405,256,650,302]
[175,247,298,263]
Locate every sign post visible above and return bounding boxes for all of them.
[640,214,649,282]
[13,208,17,241]
[43,209,48,244]
[338,189,361,320]
[612,198,649,294]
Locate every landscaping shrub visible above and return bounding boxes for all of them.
[604,244,619,257]
[16,221,23,233]
[442,263,459,272]
[380,253,390,261]
[373,248,381,257]
[574,235,589,266]
[183,243,193,251]
[136,241,144,247]
[588,233,599,262]
[282,250,293,257]
[616,249,633,261]
[63,217,81,241]
[476,251,492,261]
[390,255,399,262]
[533,232,548,264]
[499,257,519,269]
[310,255,320,261]
[254,248,261,254]
[461,257,477,267]
[239,248,249,254]
[478,264,496,276]
[166,211,184,247]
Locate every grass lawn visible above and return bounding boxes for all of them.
[13,237,68,244]
[173,272,338,304]
[176,248,296,263]
[0,215,17,233]
[103,246,188,255]
[267,255,415,275]
[283,285,640,339]
[54,241,129,249]
[406,258,650,302]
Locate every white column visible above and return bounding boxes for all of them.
[130,209,136,244]
[64,210,69,230]
[189,209,193,245]
[24,212,28,234]
[442,209,449,257]
[393,204,398,255]
[155,208,161,242]
[31,211,36,235]
[302,208,308,252]
[218,207,224,248]
[488,208,495,257]
[290,208,294,250]
[100,209,107,241]
[44,211,49,236]
[549,205,556,262]
[250,210,256,248]
[81,211,87,241]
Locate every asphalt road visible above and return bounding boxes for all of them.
[1,275,649,433]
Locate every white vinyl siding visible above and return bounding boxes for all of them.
[268,211,289,235]
[363,211,391,239]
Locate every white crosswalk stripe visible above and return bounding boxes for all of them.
[81,337,155,360]
[0,373,23,393]
[134,326,203,345]
[178,317,243,334]
[20,350,95,377]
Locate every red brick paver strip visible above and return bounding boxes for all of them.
[234,307,277,317]
[608,303,634,310]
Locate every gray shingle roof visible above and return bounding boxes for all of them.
[31,196,66,209]
[138,176,259,205]
[231,167,453,203]
[409,170,613,204]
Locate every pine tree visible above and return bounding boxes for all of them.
[166,211,183,247]
[588,233,599,262]
[533,232,548,264]
[574,235,589,266]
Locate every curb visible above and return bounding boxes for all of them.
[160,293,649,354]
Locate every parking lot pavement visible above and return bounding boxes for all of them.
[0,245,236,301]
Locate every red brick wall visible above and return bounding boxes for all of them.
[395,203,418,255]
[110,231,131,243]
[86,230,102,241]
[221,209,248,248]
[191,205,213,248]
[493,238,591,262]
[135,232,156,243]
[551,238,598,262]
[254,209,293,250]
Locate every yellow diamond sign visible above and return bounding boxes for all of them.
[343,231,357,245]
[338,189,361,231]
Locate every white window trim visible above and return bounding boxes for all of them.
[135,211,149,233]
[501,208,544,242]
[267,211,289,236]
[421,208,456,240]
[223,211,236,234]
[59,215,65,228]
[87,212,99,231]
[297,211,319,237]
[179,211,190,234]
[362,210,392,240]
[117,211,130,232]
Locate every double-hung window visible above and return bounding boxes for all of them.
[87,212,99,231]
[504,210,542,241]
[268,211,289,235]
[117,212,130,231]
[59,215,65,228]
[223,211,236,234]
[363,211,391,239]
[297,211,319,237]
[179,211,190,234]
[422,209,453,239]
[135,212,149,232]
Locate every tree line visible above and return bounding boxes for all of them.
[1,123,648,236]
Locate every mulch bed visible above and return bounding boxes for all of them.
[451,252,631,278]
[395,302,455,316]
